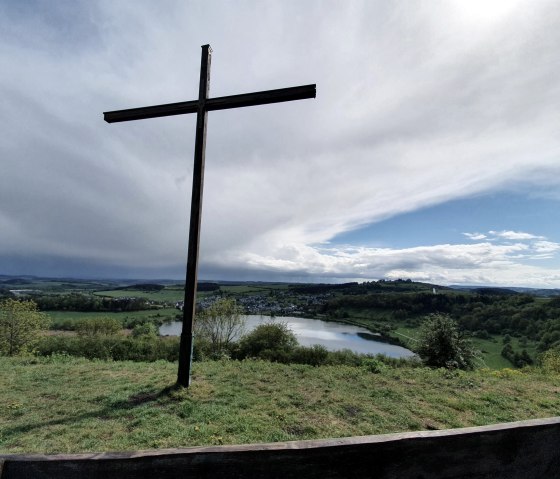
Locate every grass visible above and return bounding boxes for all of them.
[46,308,179,321]
[390,325,539,370]
[46,308,180,324]
[94,289,185,302]
[470,336,539,369]
[1,356,559,454]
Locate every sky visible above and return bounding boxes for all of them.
[1,0,560,287]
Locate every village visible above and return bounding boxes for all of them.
[175,290,334,317]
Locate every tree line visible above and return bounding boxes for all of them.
[32,293,153,312]
[321,291,560,352]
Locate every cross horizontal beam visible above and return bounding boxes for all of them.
[103,84,316,123]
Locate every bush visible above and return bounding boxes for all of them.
[76,317,121,337]
[195,298,245,355]
[131,322,158,338]
[290,344,330,366]
[415,314,477,370]
[540,349,560,374]
[0,299,50,356]
[236,322,297,361]
[362,357,387,374]
[502,343,533,368]
[36,336,179,362]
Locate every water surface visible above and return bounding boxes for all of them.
[160,315,414,358]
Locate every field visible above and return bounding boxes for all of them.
[219,284,290,294]
[1,356,559,454]
[46,308,180,324]
[94,289,185,302]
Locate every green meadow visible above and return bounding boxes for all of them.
[46,308,180,327]
[1,356,559,454]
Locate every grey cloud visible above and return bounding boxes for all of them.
[1,0,560,285]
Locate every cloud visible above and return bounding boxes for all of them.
[1,0,560,287]
[463,233,487,241]
[488,230,546,241]
[199,238,560,287]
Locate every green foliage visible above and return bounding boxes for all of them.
[76,317,121,337]
[131,322,158,338]
[0,299,49,356]
[195,298,245,356]
[415,314,477,370]
[36,336,179,362]
[540,349,560,374]
[236,322,298,360]
[33,293,152,312]
[361,357,387,374]
[289,344,330,366]
[501,343,533,368]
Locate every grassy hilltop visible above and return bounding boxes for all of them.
[1,355,559,454]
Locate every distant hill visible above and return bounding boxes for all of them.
[289,280,450,295]
[0,278,34,285]
[115,283,166,292]
[450,285,560,297]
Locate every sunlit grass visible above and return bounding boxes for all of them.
[1,356,559,454]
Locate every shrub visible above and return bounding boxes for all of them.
[290,344,330,366]
[362,357,387,374]
[415,313,477,370]
[76,317,121,337]
[502,343,533,368]
[131,322,158,338]
[324,348,364,367]
[36,336,179,362]
[0,299,49,356]
[236,322,297,360]
[195,298,245,355]
[540,349,560,374]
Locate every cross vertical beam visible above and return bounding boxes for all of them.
[177,45,212,387]
[104,45,315,389]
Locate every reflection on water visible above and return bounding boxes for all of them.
[159,315,415,358]
[356,332,385,341]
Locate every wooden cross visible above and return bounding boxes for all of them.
[104,44,316,387]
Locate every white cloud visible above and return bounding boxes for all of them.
[1,0,560,287]
[488,230,546,241]
[463,232,487,240]
[200,238,560,287]
[532,241,560,255]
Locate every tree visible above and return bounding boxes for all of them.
[195,298,245,355]
[415,313,477,370]
[0,299,49,356]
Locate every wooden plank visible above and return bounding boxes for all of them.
[2,418,560,478]
[206,84,316,112]
[176,44,211,388]
[103,85,316,123]
[103,100,198,123]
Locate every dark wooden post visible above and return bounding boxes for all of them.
[177,45,212,387]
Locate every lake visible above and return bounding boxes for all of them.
[159,315,415,358]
